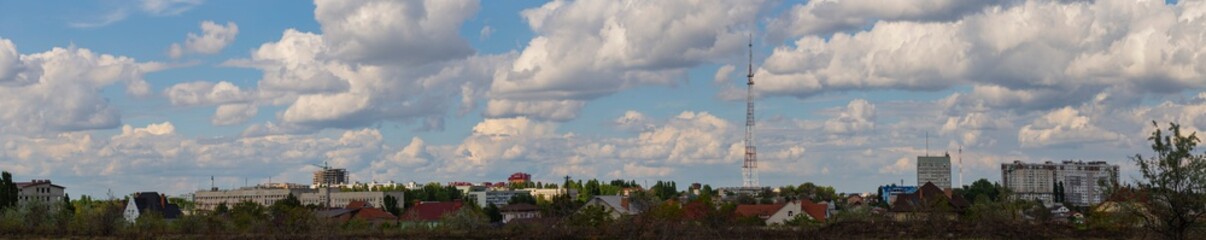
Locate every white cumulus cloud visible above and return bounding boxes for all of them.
[169,21,238,58]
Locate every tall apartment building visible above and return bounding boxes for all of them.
[1001,160,1119,207]
[312,168,348,188]
[917,155,952,190]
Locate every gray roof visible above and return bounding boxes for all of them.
[589,196,641,215]
[315,209,356,218]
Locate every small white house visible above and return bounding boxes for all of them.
[123,192,183,223]
[123,199,141,223]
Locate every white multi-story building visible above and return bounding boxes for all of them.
[194,187,311,210]
[457,186,574,207]
[194,185,403,211]
[466,190,529,207]
[1001,160,1119,207]
[16,179,66,205]
[298,189,404,209]
[917,155,952,190]
[524,188,576,201]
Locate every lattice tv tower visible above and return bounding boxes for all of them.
[742,37,759,188]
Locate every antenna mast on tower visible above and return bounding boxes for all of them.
[959,146,963,188]
[742,36,759,188]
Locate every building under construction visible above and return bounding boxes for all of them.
[312,168,348,188]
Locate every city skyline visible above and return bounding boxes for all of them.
[1,0,1203,197]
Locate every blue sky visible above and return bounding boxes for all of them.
[1,0,1204,198]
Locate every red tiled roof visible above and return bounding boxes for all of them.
[682,201,709,221]
[508,172,531,181]
[735,203,786,219]
[354,207,397,221]
[346,201,369,209]
[799,199,828,222]
[400,201,463,221]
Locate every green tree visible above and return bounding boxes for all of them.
[1129,122,1206,240]
[213,202,229,215]
[168,197,195,213]
[1055,181,1065,203]
[232,200,265,217]
[383,195,400,216]
[439,206,489,231]
[651,181,679,201]
[61,194,75,213]
[508,193,537,205]
[230,201,265,232]
[568,204,613,227]
[545,189,580,217]
[268,194,301,217]
[484,203,502,223]
[961,179,1003,203]
[0,172,16,211]
[132,210,168,235]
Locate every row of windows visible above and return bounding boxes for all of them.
[19,196,58,202]
[20,187,56,194]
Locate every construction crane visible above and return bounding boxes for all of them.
[310,161,334,209]
[310,161,332,171]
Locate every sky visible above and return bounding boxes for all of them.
[1,0,1204,198]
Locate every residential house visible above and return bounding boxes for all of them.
[15,179,66,205]
[400,201,464,227]
[888,182,969,221]
[500,203,540,223]
[316,201,397,225]
[582,196,643,219]
[1047,205,1078,223]
[846,194,865,207]
[735,200,828,225]
[123,192,183,223]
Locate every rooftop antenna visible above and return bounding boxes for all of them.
[210,176,215,191]
[925,132,929,157]
[958,146,963,188]
[742,33,760,188]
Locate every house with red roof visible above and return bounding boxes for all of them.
[316,201,397,224]
[400,200,464,227]
[735,200,828,225]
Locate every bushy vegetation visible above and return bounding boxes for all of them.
[0,183,1150,239]
[1125,122,1206,239]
